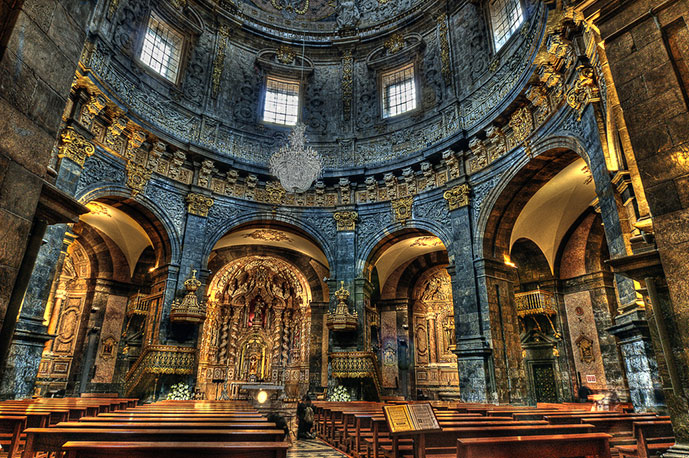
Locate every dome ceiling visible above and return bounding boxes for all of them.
[229,0,429,34]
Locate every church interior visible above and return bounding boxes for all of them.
[1,0,689,456]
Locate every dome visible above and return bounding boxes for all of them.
[76,0,544,185]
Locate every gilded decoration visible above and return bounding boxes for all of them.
[58,127,95,168]
[124,345,197,395]
[391,196,414,224]
[384,33,405,54]
[437,14,451,85]
[509,107,534,145]
[566,65,600,120]
[342,50,353,121]
[413,268,458,390]
[243,229,293,242]
[443,184,470,211]
[199,256,310,399]
[329,351,382,398]
[125,161,152,196]
[276,45,297,65]
[185,192,215,217]
[170,270,208,325]
[515,288,560,338]
[80,94,107,127]
[410,236,442,248]
[333,211,358,231]
[327,281,358,332]
[212,25,231,97]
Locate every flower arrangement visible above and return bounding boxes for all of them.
[328,385,351,402]
[166,382,192,400]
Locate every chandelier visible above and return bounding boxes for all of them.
[269,122,322,193]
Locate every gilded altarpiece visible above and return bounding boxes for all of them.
[199,256,311,399]
[412,267,459,392]
[36,243,91,392]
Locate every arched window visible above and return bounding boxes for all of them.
[489,0,524,51]
[139,13,184,83]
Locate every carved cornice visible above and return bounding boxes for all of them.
[443,184,470,211]
[58,127,95,168]
[186,192,214,217]
[333,210,358,231]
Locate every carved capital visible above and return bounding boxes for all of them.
[186,192,214,217]
[509,107,533,144]
[443,184,470,211]
[333,211,358,231]
[58,127,95,168]
[566,65,600,120]
[391,196,414,224]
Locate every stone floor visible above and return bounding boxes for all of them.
[287,439,348,457]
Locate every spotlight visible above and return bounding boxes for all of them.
[257,390,268,404]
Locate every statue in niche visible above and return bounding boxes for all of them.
[443,316,456,352]
[336,0,360,29]
[248,297,268,328]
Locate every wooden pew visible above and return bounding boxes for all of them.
[396,423,596,458]
[455,433,613,458]
[21,427,284,458]
[61,441,290,458]
[55,421,276,430]
[0,415,26,458]
[616,421,675,458]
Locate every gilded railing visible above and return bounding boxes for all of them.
[127,294,150,316]
[124,345,196,396]
[514,288,557,318]
[329,351,383,399]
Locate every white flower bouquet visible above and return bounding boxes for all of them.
[328,385,351,402]
[166,382,192,400]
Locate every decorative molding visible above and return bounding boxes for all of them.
[391,196,414,224]
[186,192,215,217]
[437,13,451,86]
[125,161,152,196]
[566,65,600,120]
[443,184,470,211]
[342,50,353,121]
[333,211,358,231]
[212,25,230,98]
[58,128,95,168]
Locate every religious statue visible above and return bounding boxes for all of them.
[336,0,360,30]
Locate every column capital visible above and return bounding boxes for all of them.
[443,183,470,211]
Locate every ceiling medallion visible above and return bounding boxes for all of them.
[269,122,322,193]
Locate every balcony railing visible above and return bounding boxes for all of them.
[124,345,196,396]
[515,288,557,318]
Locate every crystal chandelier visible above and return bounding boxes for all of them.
[269,122,322,193]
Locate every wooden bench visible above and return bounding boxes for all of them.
[0,416,26,458]
[61,441,290,458]
[394,423,596,458]
[21,428,284,458]
[455,433,613,458]
[615,421,675,458]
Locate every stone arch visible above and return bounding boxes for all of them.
[76,185,179,267]
[202,210,335,271]
[358,221,452,281]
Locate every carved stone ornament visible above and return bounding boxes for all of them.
[391,196,414,224]
[186,192,215,217]
[575,335,595,363]
[58,127,95,168]
[566,65,600,120]
[509,107,534,144]
[333,211,358,231]
[443,184,470,211]
[125,161,152,196]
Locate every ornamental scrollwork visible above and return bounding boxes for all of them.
[333,211,358,231]
[566,65,600,120]
[391,196,414,224]
[58,127,95,168]
[443,184,470,211]
[186,192,215,217]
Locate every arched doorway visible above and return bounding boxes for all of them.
[364,229,458,399]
